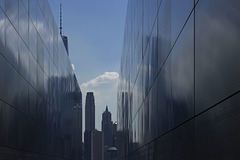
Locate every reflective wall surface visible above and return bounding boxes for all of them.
[0,0,82,159]
[118,0,240,159]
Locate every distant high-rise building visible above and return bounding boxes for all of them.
[112,122,118,147]
[106,147,117,160]
[102,106,113,148]
[85,92,95,131]
[84,92,96,160]
[91,130,103,160]
[84,130,92,160]
[72,79,83,160]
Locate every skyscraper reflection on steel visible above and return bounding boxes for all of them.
[0,1,82,160]
[118,0,240,159]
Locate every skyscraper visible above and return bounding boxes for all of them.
[102,106,113,148]
[112,122,117,148]
[84,92,95,160]
[72,77,83,160]
[91,130,103,160]
[85,92,95,131]
[118,0,240,159]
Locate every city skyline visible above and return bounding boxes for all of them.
[49,0,128,131]
[0,0,239,160]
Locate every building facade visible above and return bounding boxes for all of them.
[85,92,95,131]
[0,0,82,159]
[72,79,83,160]
[102,106,113,148]
[91,130,103,160]
[118,0,240,159]
[84,92,95,160]
[84,130,92,160]
[112,122,117,148]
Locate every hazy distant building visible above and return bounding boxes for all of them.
[106,147,117,160]
[91,130,103,160]
[84,130,92,160]
[85,92,95,131]
[72,104,82,160]
[84,92,96,160]
[72,82,82,160]
[102,106,114,160]
[102,106,113,148]
[112,122,117,148]
[115,131,126,160]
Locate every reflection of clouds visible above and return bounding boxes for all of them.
[0,15,4,54]
[0,1,80,157]
[71,64,75,71]
[171,18,194,125]
[0,18,4,37]
[171,19,193,102]
[196,1,240,109]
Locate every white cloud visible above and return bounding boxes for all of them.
[80,72,119,132]
[81,72,119,89]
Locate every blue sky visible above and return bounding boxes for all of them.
[49,0,128,131]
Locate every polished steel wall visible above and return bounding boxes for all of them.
[0,0,82,159]
[118,0,240,159]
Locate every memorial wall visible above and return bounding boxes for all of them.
[118,0,240,159]
[0,0,82,159]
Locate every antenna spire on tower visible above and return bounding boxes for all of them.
[59,2,69,55]
[60,3,62,36]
